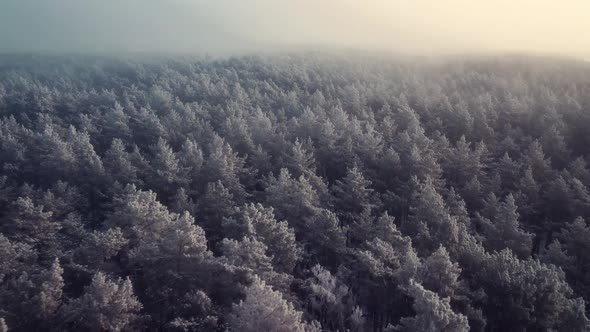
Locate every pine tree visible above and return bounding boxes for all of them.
[302,209,347,267]
[354,234,420,330]
[76,227,128,268]
[540,239,574,271]
[265,168,320,232]
[223,203,301,273]
[103,138,139,185]
[62,272,142,331]
[480,194,533,258]
[65,126,105,182]
[541,125,570,168]
[202,135,249,201]
[129,211,210,272]
[397,280,469,332]
[0,271,37,329]
[149,137,185,197]
[332,166,378,221]
[169,187,197,216]
[407,176,460,255]
[524,140,552,182]
[100,102,131,140]
[556,217,590,301]
[227,276,315,332]
[543,175,574,221]
[515,167,541,225]
[418,246,461,298]
[498,152,521,190]
[221,237,274,277]
[36,258,64,320]
[478,249,589,331]
[568,157,590,187]
[445,188,471,228]
[179,138,204,190]
[305,264,352,331]
[107,185,173,242]
[131,107,166,146]
[286,138,317,178]
[200,180,235,244]
[0,233,36,280]
[36,124,76,182]
[444,135,484,189]
[2,197,59,259]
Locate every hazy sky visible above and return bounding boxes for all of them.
[0,0,589,56]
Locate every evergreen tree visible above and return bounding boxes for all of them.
[265,168,321,232]
[1,197,59,259]
[480,194,533,258]
[148,137,185,198]
[556,217,590,301]
[223,203,301,273]
[75,227,128,269]
[304,264,353,331]
[396,280,469,332]
[418,246,461,298]
[103,139,139,185]
[332,166,379,223]
[221,237,274,278]
[540,239,574,271]
[227,276,316,332]
[0,233,36,280]
[65,126,105,183]
[35,258,64,321]
[169,187,197,216]
[407,176,460,255]
[478,249,588,331]
[301,209,347,268]
[498,152,521,190]
[524,140,552,183]
[444,135,485,190]
[62,272,142,331]
[353,234,420,330]
[202,135,249,201]
[515,167,542,226]
[100,102,131,140]
[200,180,235,245]
[285,138,316,178]
[179,138,204,190]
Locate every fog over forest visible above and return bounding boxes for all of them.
[2,2,590,332]
[1,0,590,57]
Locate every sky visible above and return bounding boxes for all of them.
[0,0,589,57]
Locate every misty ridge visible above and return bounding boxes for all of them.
[2,1,590,332]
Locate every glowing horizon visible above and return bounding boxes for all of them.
[0,0,588,57]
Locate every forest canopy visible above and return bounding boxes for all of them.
[1,53,590,331]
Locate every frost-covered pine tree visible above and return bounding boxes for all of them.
[228,276,318,332]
